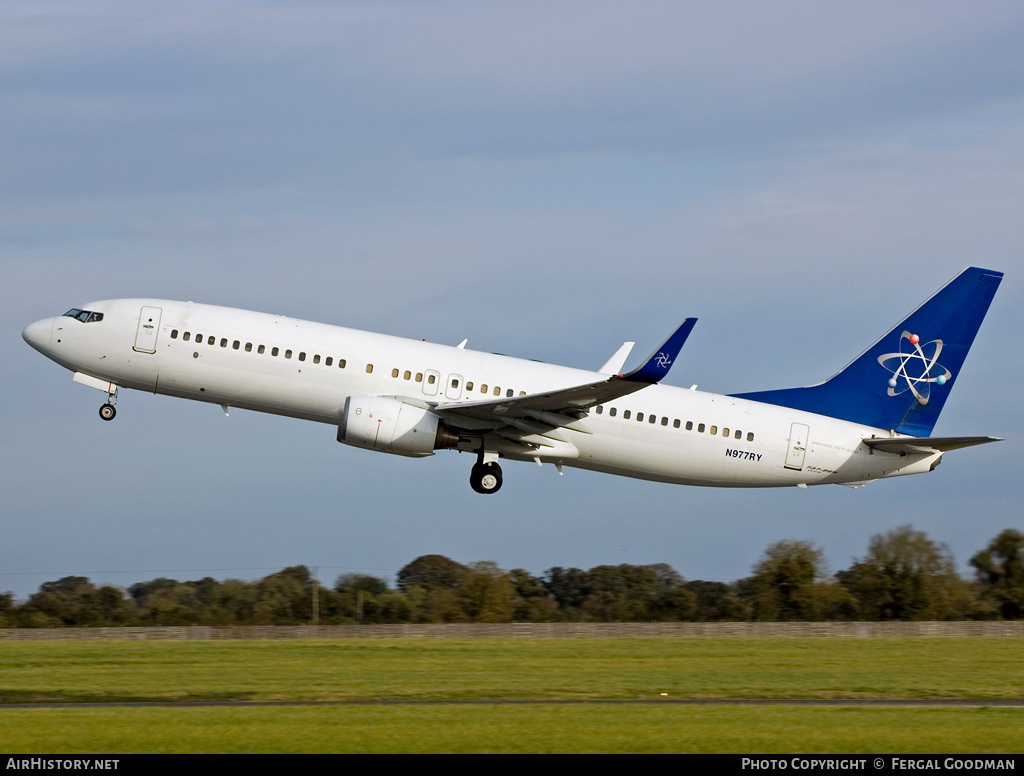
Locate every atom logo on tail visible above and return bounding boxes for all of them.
[877,331,951,406]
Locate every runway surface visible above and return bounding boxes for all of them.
[3,698,1024,708]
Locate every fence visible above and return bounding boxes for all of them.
[1,621,1023,640]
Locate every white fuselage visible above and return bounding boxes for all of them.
[23,299,940,489]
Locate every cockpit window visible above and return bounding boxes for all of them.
[63,309,103,323]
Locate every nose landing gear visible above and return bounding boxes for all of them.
[98,384,118,421]
[71,374,120,421]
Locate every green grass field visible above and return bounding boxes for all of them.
[1,638,1022,752]
[3,706,1022,754]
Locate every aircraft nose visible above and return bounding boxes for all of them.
[22,318,53,353]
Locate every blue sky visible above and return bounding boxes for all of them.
[3,1,1022,600]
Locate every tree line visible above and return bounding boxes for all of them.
[1,526,1021,627]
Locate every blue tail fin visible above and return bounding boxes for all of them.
[731,267,1002,436]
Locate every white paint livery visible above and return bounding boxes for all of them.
[22,269,1001,494]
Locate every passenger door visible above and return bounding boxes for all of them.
[133,306,162,354]
[784,422,809,470]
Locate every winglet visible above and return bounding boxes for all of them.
[620,318,697,384]
[598,341,635,375]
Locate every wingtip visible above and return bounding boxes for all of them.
[621,317,697,384]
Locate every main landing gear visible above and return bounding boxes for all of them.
[470,461,503,494]
[99,403,117,421]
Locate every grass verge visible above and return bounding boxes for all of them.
[1,637,1022,703]
[1,705,1022,754]
[2,638,1022,753]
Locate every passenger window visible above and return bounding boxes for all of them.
[183,332,191,341]
[366,364,374,373]
[453,379,460,389]
[312,354,320,364]
[195,333,201,342]
[392,368,399,378]
[747,432,754,442]
[673,419,681,428]
[609,407,617,417]
[272,347,280,356]
[405,371,412,380]
[325,357,332,366]
[723,428,729,437]
[427,373,435,384]
[686,421,693,431]
[637,412,644,422]
[220,338,228,347]
[624,410,631,420]
[207,336,215,345]
[258,345,266,354]
[233,341,240,350]
[735,430,741,439]
[698,423,705,433]
[245,343,252,352]
[465,380,473,390]
[659,416,666,425]
[339,359,347,368]
[298,352,305,361]
[493,387,500,396]
[710,426,717,435]
[414,372,421,381]
[171,329,179,339]
[596,405,603,414]
[506,389,513,397]
[480,384,488,393]
[519,391,526,396]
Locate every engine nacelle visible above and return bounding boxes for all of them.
[338,396,458,457]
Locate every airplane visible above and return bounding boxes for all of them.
[22,267,1002,494]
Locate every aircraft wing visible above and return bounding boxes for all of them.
[434,319,696,429]
[861,436,1001,454]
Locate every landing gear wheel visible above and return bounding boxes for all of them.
[99,403,117,421]
[470,462,503,494]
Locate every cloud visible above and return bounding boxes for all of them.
[2,1,1021,600]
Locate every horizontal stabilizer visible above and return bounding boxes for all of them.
[862,436,1001,454]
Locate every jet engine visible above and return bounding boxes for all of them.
[338,396,459,457]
